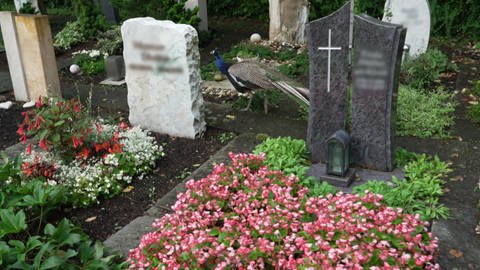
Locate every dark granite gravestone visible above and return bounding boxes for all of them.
[307,1,351,163]
[351,14,406,171]
[94,0,119,23]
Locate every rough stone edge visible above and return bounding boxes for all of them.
[103,132,260,257]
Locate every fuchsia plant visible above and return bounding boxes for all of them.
[128,153,439,269]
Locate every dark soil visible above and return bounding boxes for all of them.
[63,127,229,241]
[0,97,27,150]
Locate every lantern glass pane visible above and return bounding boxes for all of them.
[328,142,343,175]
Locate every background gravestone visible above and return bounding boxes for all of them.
[351,14,406,171]
[15,14,61,101]
[185,0,208,31]
[14,0,40,13]
[269,0,308,44]
[383,0,430,58]
[0,12,29,101]
[122,18,206,139]
[94,0,119,23]
[307,1,351,163]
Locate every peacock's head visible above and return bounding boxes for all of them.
[210,48,220,57]
[211,48,229,74]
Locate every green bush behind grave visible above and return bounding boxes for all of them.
[395,85,456,139]
[205,0,479,41]
[109,0,199,28]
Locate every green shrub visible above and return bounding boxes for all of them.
[73,50,106,75]
[96,25,123,55]
[395,85,456,138]
[53,21,86,50]
[110,0,199,28]
[353,151,451,221]
[401,48,458,90]
[72,0,108,38]
[468,81,480,123]
[207,0,269,20]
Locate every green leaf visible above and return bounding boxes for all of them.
[0,209,27,237]
[54,120,65,127]
[39,255,67,270]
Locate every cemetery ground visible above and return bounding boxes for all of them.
[0,17,480,269]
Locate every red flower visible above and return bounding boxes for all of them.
[39,139,48,150]
[16,125,25,135]
[19,135,27,143]
[119,122,128,130]
[72,136,82,148]
[95,143,103,152]
[96,123,103,135]
[26,144,32,155]
[35,96,43,108]
[113,131,119,141]
[22,162,33,177]
[110,142,123,154]
[73,103,81,113]
[21,111,29,123]
[79,147,90,159]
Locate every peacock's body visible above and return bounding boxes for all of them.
[212,49,309,114]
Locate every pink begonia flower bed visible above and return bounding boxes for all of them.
[128,153,439,269]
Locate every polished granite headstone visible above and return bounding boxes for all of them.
[307,1,351,163]
[351,14,406,171]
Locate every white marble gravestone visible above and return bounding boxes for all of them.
[184,0,208,31]
[383,0,430,58]
[14,0,40,13]
[269,0,308,44]
[0,12,28,101]
[122,18,206,139]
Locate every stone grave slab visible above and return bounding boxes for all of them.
[383,0,430,58]
[307,1,351,163]
[351,14,406,171]
[122,18,206,139]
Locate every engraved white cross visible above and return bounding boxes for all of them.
[318,29,342,93]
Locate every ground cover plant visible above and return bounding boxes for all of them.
[0,155,127,269]
[395,85,456,138]
[72,49,108,76]
[17,97,164,207]
[467,80,480,123]
[253,137,451,221]
[128,153,439,269]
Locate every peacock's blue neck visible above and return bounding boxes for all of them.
[214,52,230,75]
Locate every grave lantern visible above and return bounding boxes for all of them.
[326,129,351,177]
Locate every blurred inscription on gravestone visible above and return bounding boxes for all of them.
[122,18,206,139]
[307,1,351,163]
[383,0,430,58]
[351,14,406,171]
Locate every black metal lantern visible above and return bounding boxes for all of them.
[326,129,351,177]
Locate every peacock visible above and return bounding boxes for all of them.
[211,49,310,114]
